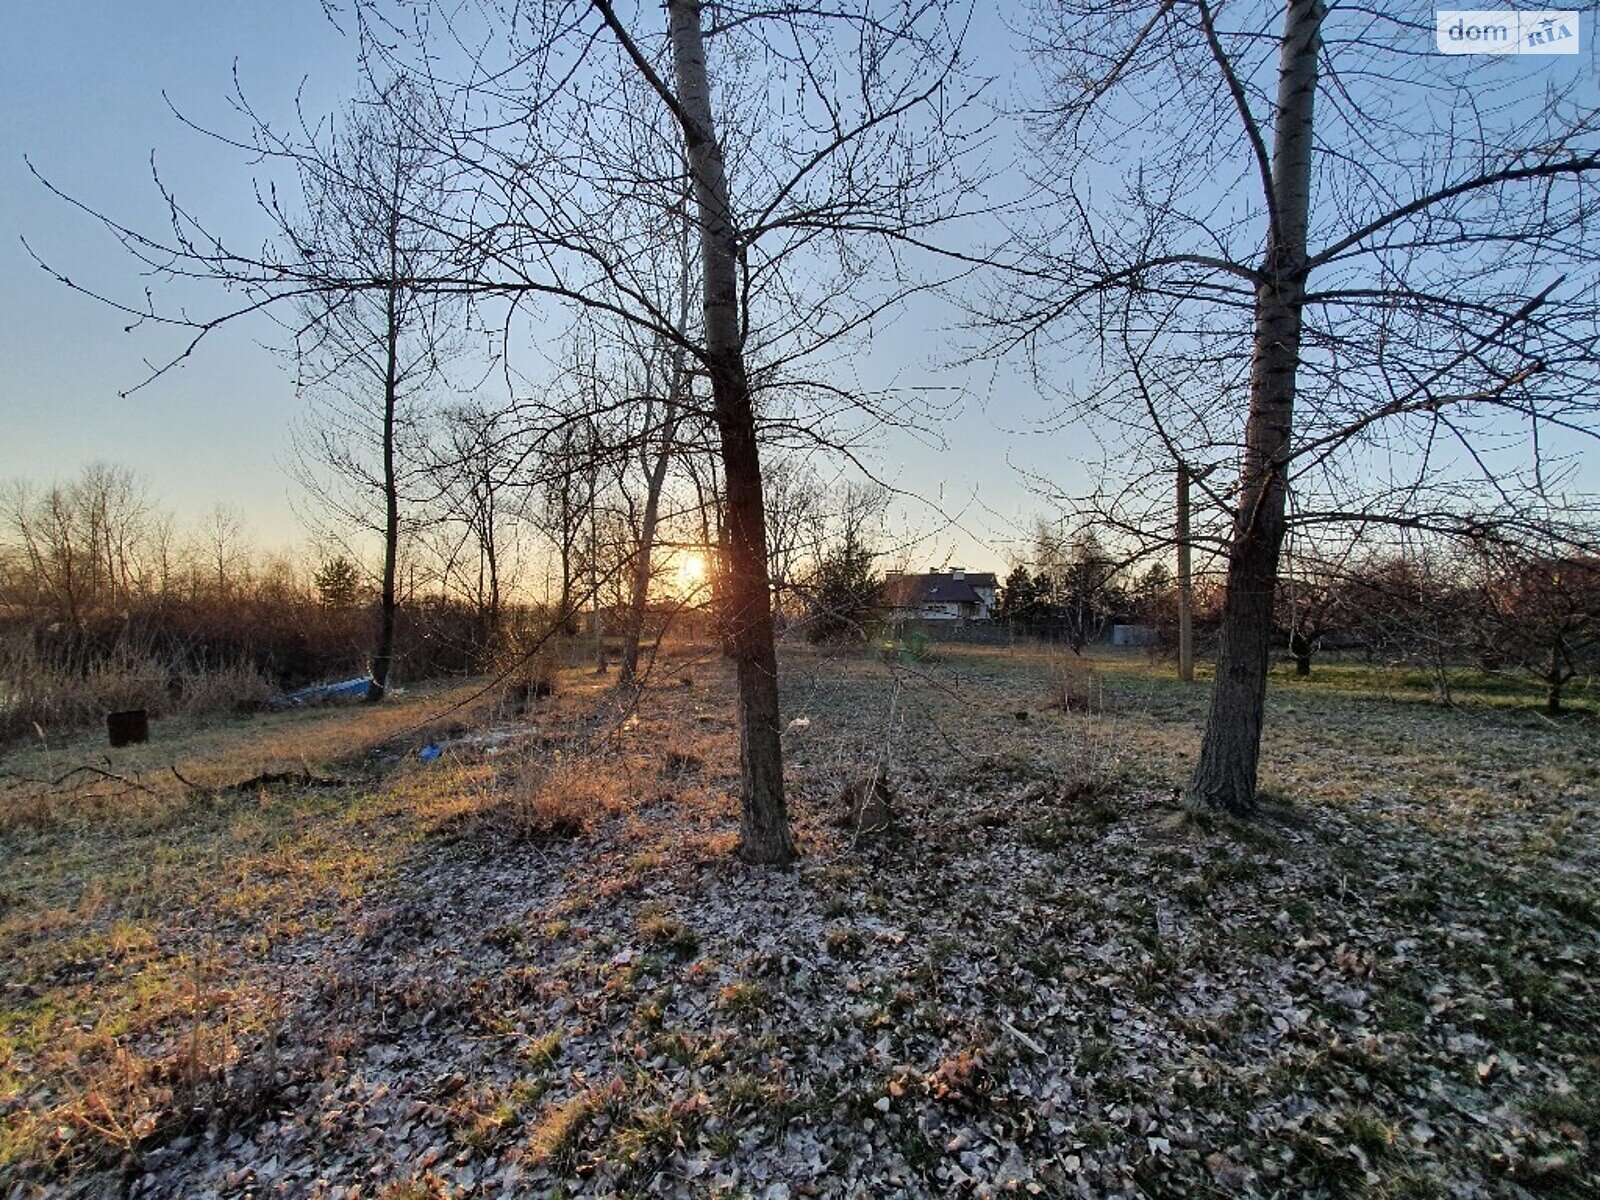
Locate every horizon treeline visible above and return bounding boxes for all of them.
[0,452,908,740]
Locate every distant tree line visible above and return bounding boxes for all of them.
[0,454,906,739]
[1272,537,1600,714]
[995,527,1169,653]
[991,518,1599,715]
[0,462,522,739]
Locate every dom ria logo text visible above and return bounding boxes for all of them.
[1436,9,1581,54]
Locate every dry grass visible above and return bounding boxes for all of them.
[525,1084,617,1169]
[0,675,503,1178]
[460,755,631,844]
[0,634,277,743]
[1,637,1596,1196]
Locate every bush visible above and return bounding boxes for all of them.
[881,628,937,663]
[0,631,275,741]
[480,758,625,844]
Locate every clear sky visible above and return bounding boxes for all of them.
[10,4,1590,580]
[0,2,1059,573]
[2,4,356,545]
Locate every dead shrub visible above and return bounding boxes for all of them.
[659,749,704,779]
[376,1175,455,1200]
[0,631,278,740]
[477,757,625,845]
[1,592,520,743]
[169,660,276,718]
[499,653,559,716]
[0,634,165,740]
[1045,652,1104,713]
[1023,777,1119,848]
[501,675,552,718]
[1057,774,1108,807]
[494,620,566,715]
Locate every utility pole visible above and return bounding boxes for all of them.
[1177,464,1194,681]
[591,504,607,674]
[1176,463,1218,682]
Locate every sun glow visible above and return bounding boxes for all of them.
[677,552,709,590]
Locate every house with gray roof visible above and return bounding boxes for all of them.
[881,569,999,621]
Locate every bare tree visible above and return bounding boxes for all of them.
[36,0,982,863]
[1007,0,1600,812]
[1340,537,1475,702]
[1476,539,1600,715]
[659,0,792,860]
[564,186,700,688]
[763,456,830,630]
[614,352,694,688]
[419,399,533,639]
[488,0,980,862]
[31,70,463,696]
[195,503,253,598]
[1276,532,1364,677]
[529,412,603,633]
[1056,531,1122,654]
[286,79,461,700]
[0,465,162,624]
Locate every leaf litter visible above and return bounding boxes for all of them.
[3,644,1596,1198]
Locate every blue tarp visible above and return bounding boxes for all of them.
[282,676,373,706]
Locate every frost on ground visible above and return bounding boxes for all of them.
[1,645,1596,1198]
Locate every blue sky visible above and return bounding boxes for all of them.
[0,4,362,543]
[0,2,1054,572]
[6,4,1592,579]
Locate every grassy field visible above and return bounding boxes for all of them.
[0,643,1595,1198]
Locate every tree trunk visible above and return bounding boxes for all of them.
[1290,629,1313,677]
[1189,0,1323,813]
[368,274,402,702]
[668,0,794,865]
[484,521,501,644]
[618,419,678,687]
[591,508,607,674]
[1546,642,1563,715]
[620,231,691,688]
[557,536,575,634]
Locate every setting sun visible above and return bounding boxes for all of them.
[677,552,708,589]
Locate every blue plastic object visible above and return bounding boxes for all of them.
[418,743,443,762]
[283,676,373,706]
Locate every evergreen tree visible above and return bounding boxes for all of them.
[807,531,881,643]
[314,557,363,609]
[999,564,1040,621]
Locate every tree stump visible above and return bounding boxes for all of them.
[841,766,893,838]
